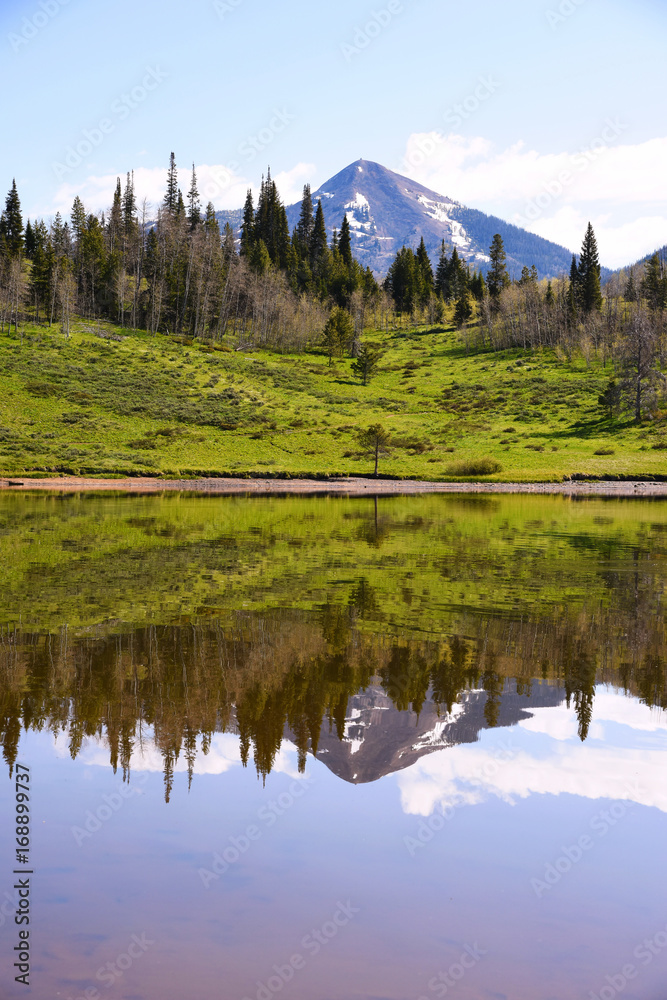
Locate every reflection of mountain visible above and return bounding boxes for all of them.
[296,682,566,784]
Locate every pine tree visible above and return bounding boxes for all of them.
[624,268,637,304]
[24,220,36,259]
[641,253,666,312]
[470,271,486,301]
[352,344,383,386]
[123,171,137,238]
[309,200,328,267]
[384,246,418,313]
[187,165,201,230]
[545,280,555,307]
[322,307,354,365]
[296,184,314,252]
[240,189,255,256]
[568,254,580,318]
[453,273,473,327]
[339,214,353,267]
[415,237,434,306]
[435,241,450,300]
[448,248,467,301]
[163,152,178,215]
[578,222,602,312]
[107,178,123,252]
[3,180,24,257]
[487,234,510,299]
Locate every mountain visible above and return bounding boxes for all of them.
[283,158,578,280]
[287,680,565,784]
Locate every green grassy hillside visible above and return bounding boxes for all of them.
[2,318,666,480]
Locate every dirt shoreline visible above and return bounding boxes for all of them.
[1,476,667,497]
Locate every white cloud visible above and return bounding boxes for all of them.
[400,131,667,267]
[37,160,317,221]
[397,690,667,818]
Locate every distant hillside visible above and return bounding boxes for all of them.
[613,243,667,274]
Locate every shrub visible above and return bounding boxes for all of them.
[444,457,503,477]
[594,448,615,456]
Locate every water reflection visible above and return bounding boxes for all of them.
[2,492,667,1000]
[1,493,666,795]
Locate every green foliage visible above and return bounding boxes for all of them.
[444,457,503,477]
[351,343,383,384]
[487,234,511,299]
[323,307,355,364]
[357,422,392,475]
[578,222,603,313]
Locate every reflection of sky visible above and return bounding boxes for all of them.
[2,687,667,1000]
[397,687,667,817]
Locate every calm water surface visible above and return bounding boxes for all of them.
[1,491,666,1000]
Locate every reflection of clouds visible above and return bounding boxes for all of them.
[397,691,667,818]
[53,731,305,780]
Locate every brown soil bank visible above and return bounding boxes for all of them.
[2,476,667,497]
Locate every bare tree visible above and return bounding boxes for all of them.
[617,309,665,421]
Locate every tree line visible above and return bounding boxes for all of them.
[0,157,384,351]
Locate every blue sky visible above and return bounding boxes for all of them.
[1,0,665,266]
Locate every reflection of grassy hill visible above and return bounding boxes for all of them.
[2,319,666,481]
[1,493,665,786]
[1,492,666,636]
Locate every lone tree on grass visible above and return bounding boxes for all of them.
[352,343,382,385]
[358,424,392,477]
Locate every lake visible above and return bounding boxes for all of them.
[1,490,666,1000]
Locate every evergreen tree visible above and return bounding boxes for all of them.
[435,241,450,300]
[453,275,473,327]
[339,214,353,267]
[545,280,555,307]
[3,180,24,257]
[309,200,328,267]
[240,189,255,256]
[568,254,580,318]
[578,222,603,312]
[163,152,178,215]
[384,246,418,313]
[107,178,123,252]
[24,220,36,259]
[351,344,383,386]
[322,307,354,365]
[123,171,137,238]
[187,164,201,230]
[470,270,486,301]
[70,196,86,249]
[415,236,434,306]
[487,234,510,299]
[641,253,666,312]
[296,184,314,252]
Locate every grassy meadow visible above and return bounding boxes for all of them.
[1,316,666,481]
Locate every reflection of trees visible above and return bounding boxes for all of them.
[1,576,666,796]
